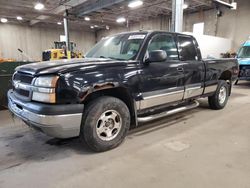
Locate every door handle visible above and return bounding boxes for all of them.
[177,67,184,73]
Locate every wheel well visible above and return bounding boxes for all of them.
[219,70,232,82]
[219,70,232,95]
[83,87,137,128]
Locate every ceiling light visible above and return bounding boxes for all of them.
[84,17,90,21]
[17,16,23,20]
[34,3,44,10]
[57,22,62,25]
[94,25,98,27]
[128,0,143,8]
[0,18,8,23]
[116,17,126,23]
[106,25,110,30]
[183,4,188,9]
[90,25,94,29]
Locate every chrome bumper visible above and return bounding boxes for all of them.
[8,90,83,138]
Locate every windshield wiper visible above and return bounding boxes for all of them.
[99,56,108,59]
[110,57,125,61]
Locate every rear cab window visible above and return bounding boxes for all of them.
[177,35,199,61]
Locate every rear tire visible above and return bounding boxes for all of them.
[80,96,130,152]
[208,80,229,110]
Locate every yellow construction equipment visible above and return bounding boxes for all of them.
[42,41,83,61]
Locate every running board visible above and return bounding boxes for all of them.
[137,100,199,123]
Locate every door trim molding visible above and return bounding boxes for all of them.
[184,84,203,99]
[204,84,218,94]
[139,87,184,110]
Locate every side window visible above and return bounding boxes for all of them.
[147,34,178,60]
[178,36,198,61]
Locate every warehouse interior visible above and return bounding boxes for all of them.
[0,0,250,187]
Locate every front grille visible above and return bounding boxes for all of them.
[13,72,34,100]
[13,72,33,84]
[14,88,30,97]
[239,65,250,77]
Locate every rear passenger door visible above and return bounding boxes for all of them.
[177,35,206,99]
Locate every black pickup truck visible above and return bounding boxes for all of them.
[8,31,238,151]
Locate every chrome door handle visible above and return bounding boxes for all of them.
[177,67,184,72]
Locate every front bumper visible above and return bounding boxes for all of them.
[237,76,250,81]
[238,65,250,80]
[8,90,84,138]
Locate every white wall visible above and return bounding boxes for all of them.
[184,0,250,51]
[184,32,232,59]
[0,24,96,61]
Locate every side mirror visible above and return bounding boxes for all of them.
[148,50,167,63]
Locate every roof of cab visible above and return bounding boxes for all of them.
[243,40,250,46]
[109,30,192,38]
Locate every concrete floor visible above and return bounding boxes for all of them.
[0,83,250,188]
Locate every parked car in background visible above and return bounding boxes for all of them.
[8,31,238,152]
[235,40,250,84]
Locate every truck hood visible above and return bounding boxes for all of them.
[238,58,250,65]
[16,58,129,76]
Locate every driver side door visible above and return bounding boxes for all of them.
[139,33,185,110]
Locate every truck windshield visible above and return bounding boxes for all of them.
[86,33,146,60]
[238,46,250,58]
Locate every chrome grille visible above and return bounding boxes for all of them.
[14,88,30,97]
[13,72,33,84]
[239,65,250,77]
[13,72,34,100]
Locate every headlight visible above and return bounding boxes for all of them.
[34,76,58,87]
[32,76,59,103]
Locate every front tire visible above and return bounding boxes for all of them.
[80,96,130,152]
[208,80,229,110]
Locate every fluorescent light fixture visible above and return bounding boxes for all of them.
[57,22,62,25]
[0,18,8,23]
[128,0,143,8]
[94,25,98,27]
[17,16,23,20]
[34,3,44,10]
[116,17,126,23]
[84,17,90,21]
[183,3,188,9]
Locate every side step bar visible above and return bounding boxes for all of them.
[137,100,199,123]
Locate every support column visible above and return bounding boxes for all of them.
[171,0,184,32]
[63,10,70,52]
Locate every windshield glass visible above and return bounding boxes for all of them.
[238,46,250,58]
[86,33,146,60]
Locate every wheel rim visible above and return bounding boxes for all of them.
[96,110,122,141]
[218,86,227,104]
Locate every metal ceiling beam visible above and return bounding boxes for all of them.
[76,0,126,17]
[213,0,234,8]
[191,0,211,7]
[0,6,63,19]
[30,0,88,25]
[0,0,214,29]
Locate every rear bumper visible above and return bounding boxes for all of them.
[8,90,84,138]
